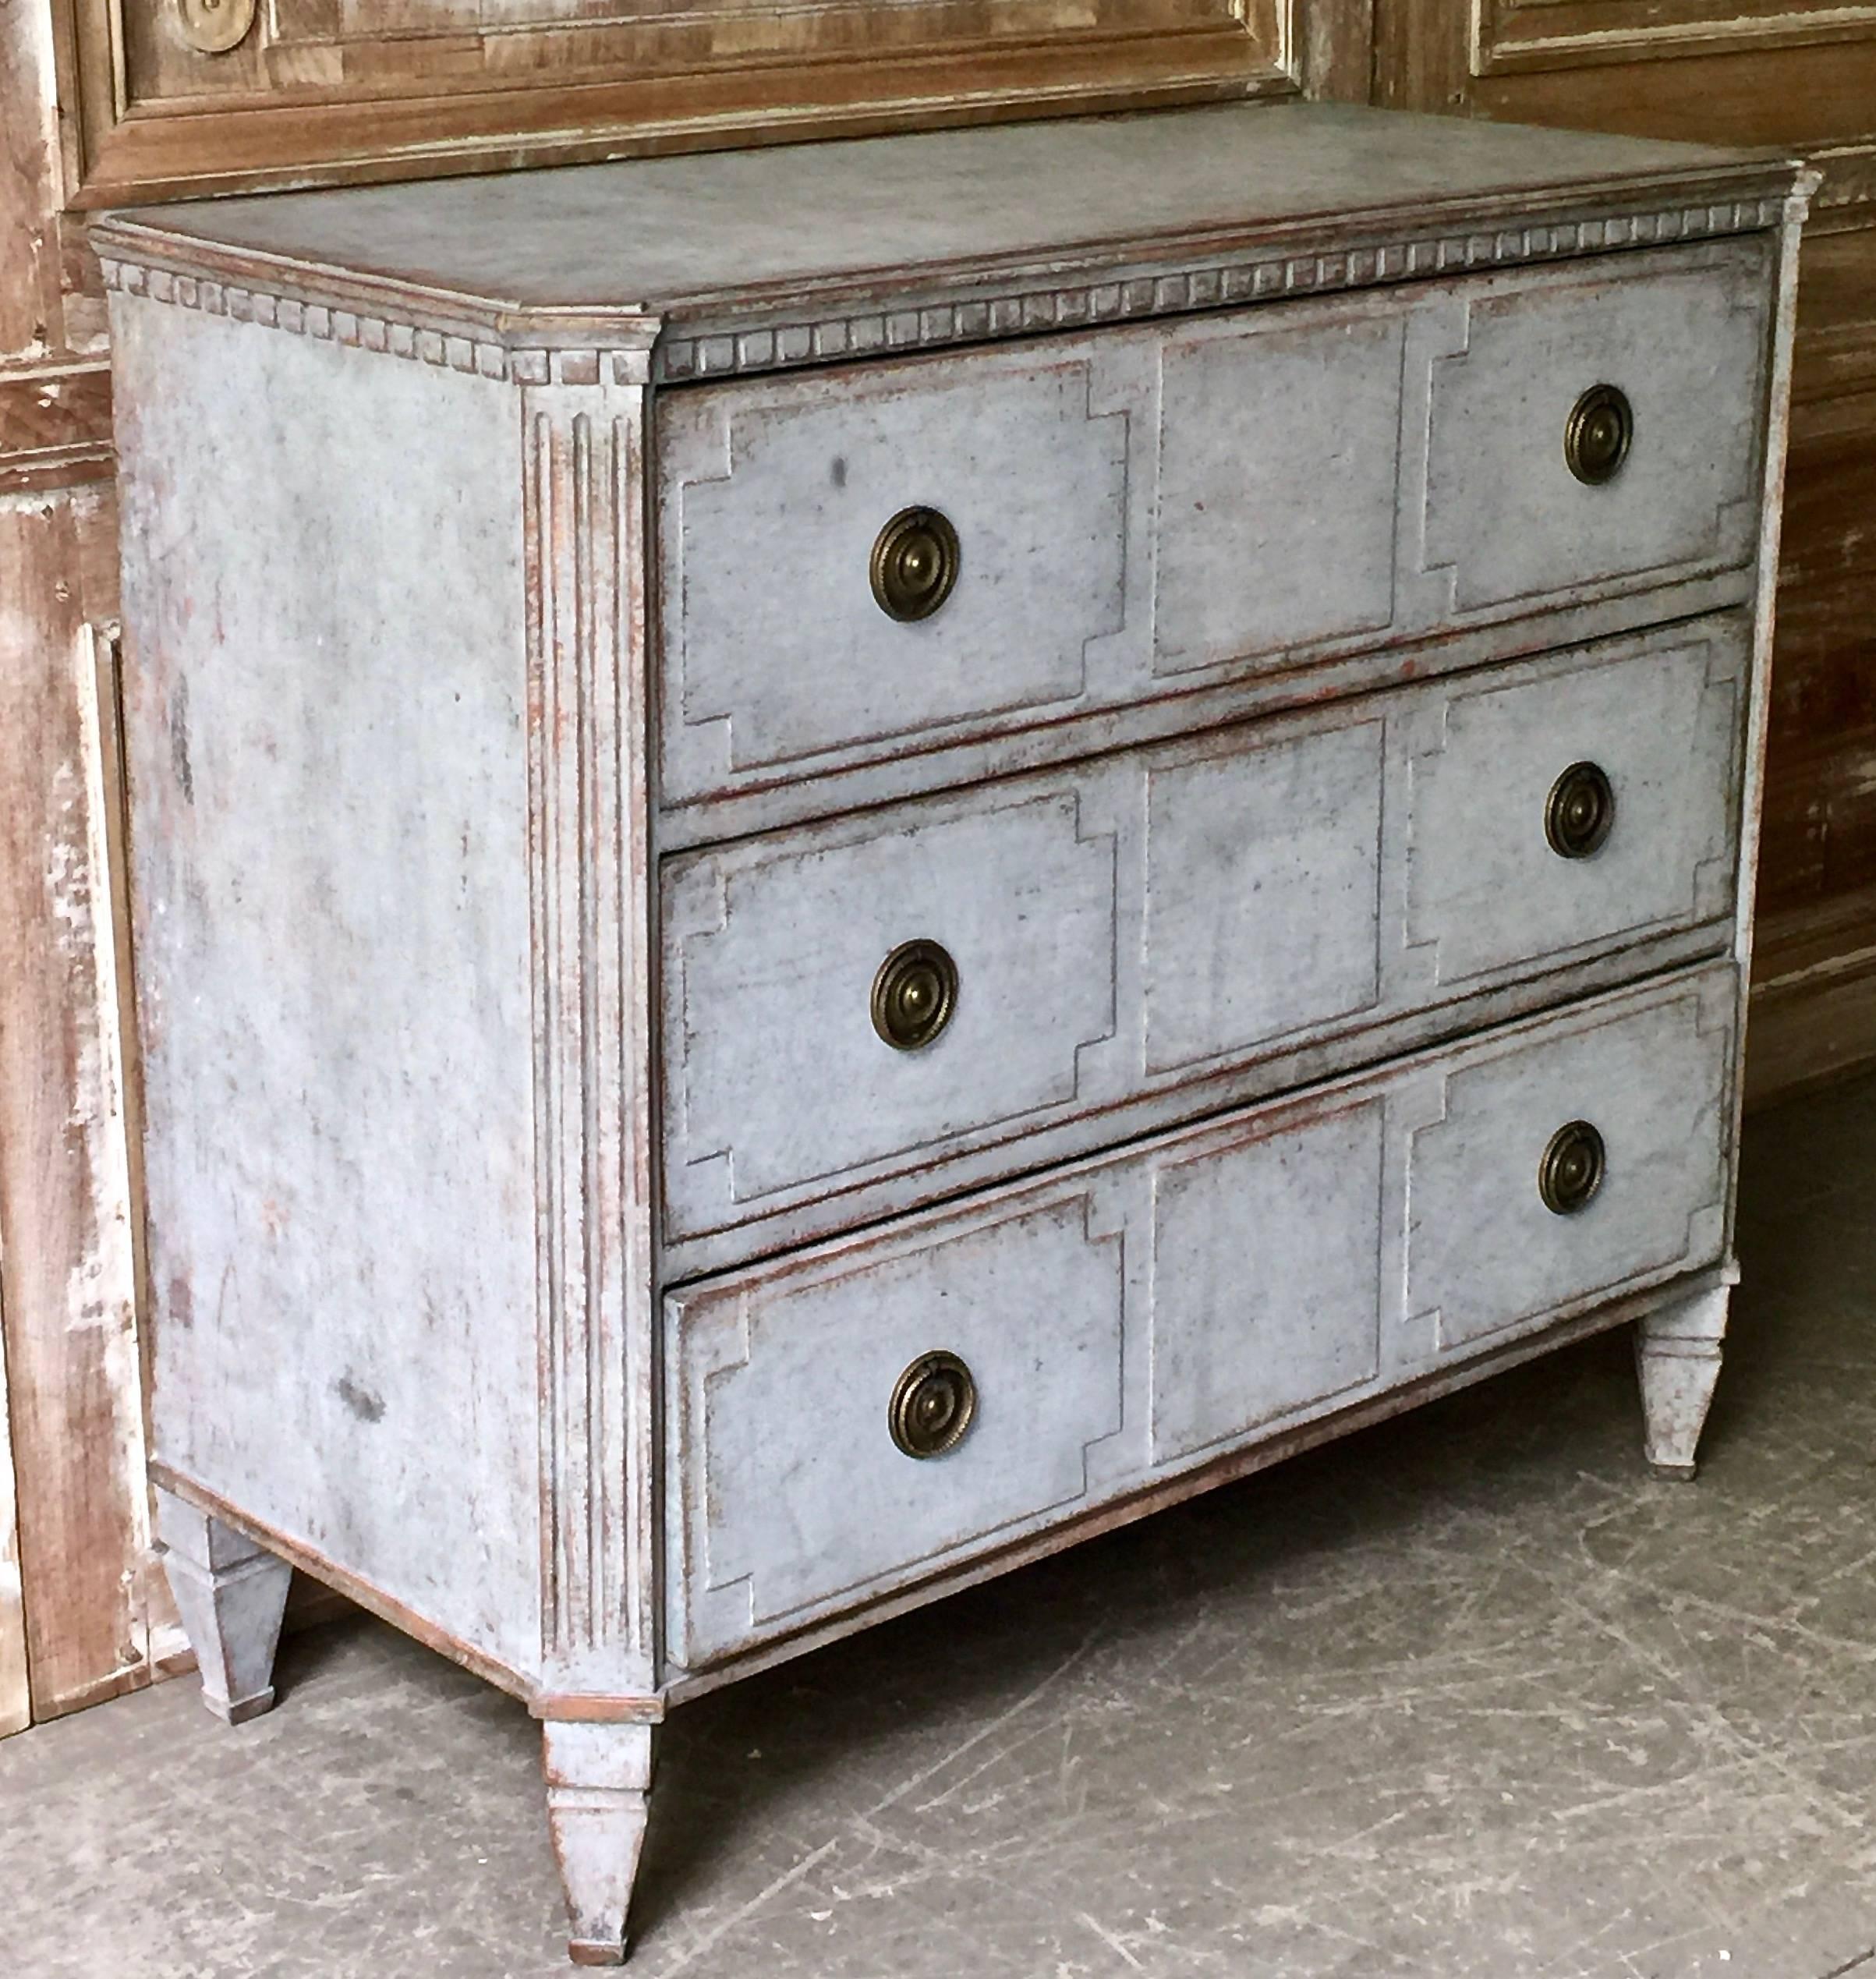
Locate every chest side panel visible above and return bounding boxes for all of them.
[113,296,547,1676]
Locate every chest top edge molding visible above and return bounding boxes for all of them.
[90,104,1814,389]
[94,190,1807,390]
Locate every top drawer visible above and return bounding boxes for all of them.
[655,235,1775,811]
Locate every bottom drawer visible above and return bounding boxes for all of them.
[664,965,1736,1670]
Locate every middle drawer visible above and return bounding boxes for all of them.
[661,612,1744,1259]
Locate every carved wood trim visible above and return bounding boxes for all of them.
[522,366,659,1694]
[97,189,1795,387]
[0,364,113,492]
[659,197,1794,377]
[1474,0,1876,78]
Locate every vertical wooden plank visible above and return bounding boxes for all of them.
[0,480,156,1720]
[0,0,68,363]
[1301,0,1377,102]
[1369,0,1470,112]
[0,1282,31,1737]
[0,0,172,1729]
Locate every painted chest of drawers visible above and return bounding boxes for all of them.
[97,102,1813,1962]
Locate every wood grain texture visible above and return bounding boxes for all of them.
[1475,0,1876,76]
[1745,881,1876,1106]
[0,483,158,1722]
[0,1287,29,1737]
[56,0,1289,205]
[0,0,68,363]
[0,365,113,492]
[0,0,172,1738]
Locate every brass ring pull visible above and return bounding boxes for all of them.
[1540,1120,1605,1216]
[174,0,257,53]
[1546,761,1615,860]
[1565,384,1634,486]
[890,1351,977,1459]
[872,940,957,1051]
[870,506,959,621]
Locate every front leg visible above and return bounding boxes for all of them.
[1635,1280,1731,1480]
[155,1488,293,1724]
[543,1720,657,1965]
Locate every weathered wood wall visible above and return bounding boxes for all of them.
[0,0,1869,1735]
[0,0,186,1729]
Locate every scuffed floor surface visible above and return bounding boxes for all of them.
[5,1077,1876,1979]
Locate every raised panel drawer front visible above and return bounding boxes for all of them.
[661,614,1744,1255]
[666,1193,1131,1669]
[1405,972,1733,1353]
[657,345,1131,805]
[1406,618,1744,988]
[665,965,1736,1671]
[657,239,1773,818]
[1422,235,1773,616]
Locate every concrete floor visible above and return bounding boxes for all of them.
[5,1075,1876,1979]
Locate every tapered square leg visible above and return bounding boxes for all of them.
[1636,1283,1730,1480]
[543,1720,656,1966]
[156,1489,292,1724]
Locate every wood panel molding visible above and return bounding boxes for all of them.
[1475,0,1876,78]
[56,0,1297,205]
[523,367,659,1696]
[95,185,1797,391]
[0,363,113,493]
[1746,881,1876,1105]
[0,513,168,1720]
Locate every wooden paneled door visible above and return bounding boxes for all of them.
[1372,0,1876,1102]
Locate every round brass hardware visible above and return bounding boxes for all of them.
[890,1351,977,1460]
[1540,1120,1606,1217]
[173,0,257,54]
[871,940,957,1052]
[1565,383,1634,486]
[1546,760,1616,860]
[870,506,960,622]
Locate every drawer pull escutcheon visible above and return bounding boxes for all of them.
[1564,384,1634,486]
[890,1351,977,1459]
[1540,1120,1605,1216]
[872,939,957,1051]
[871,506,960,621]
[1546,760,1616,859]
